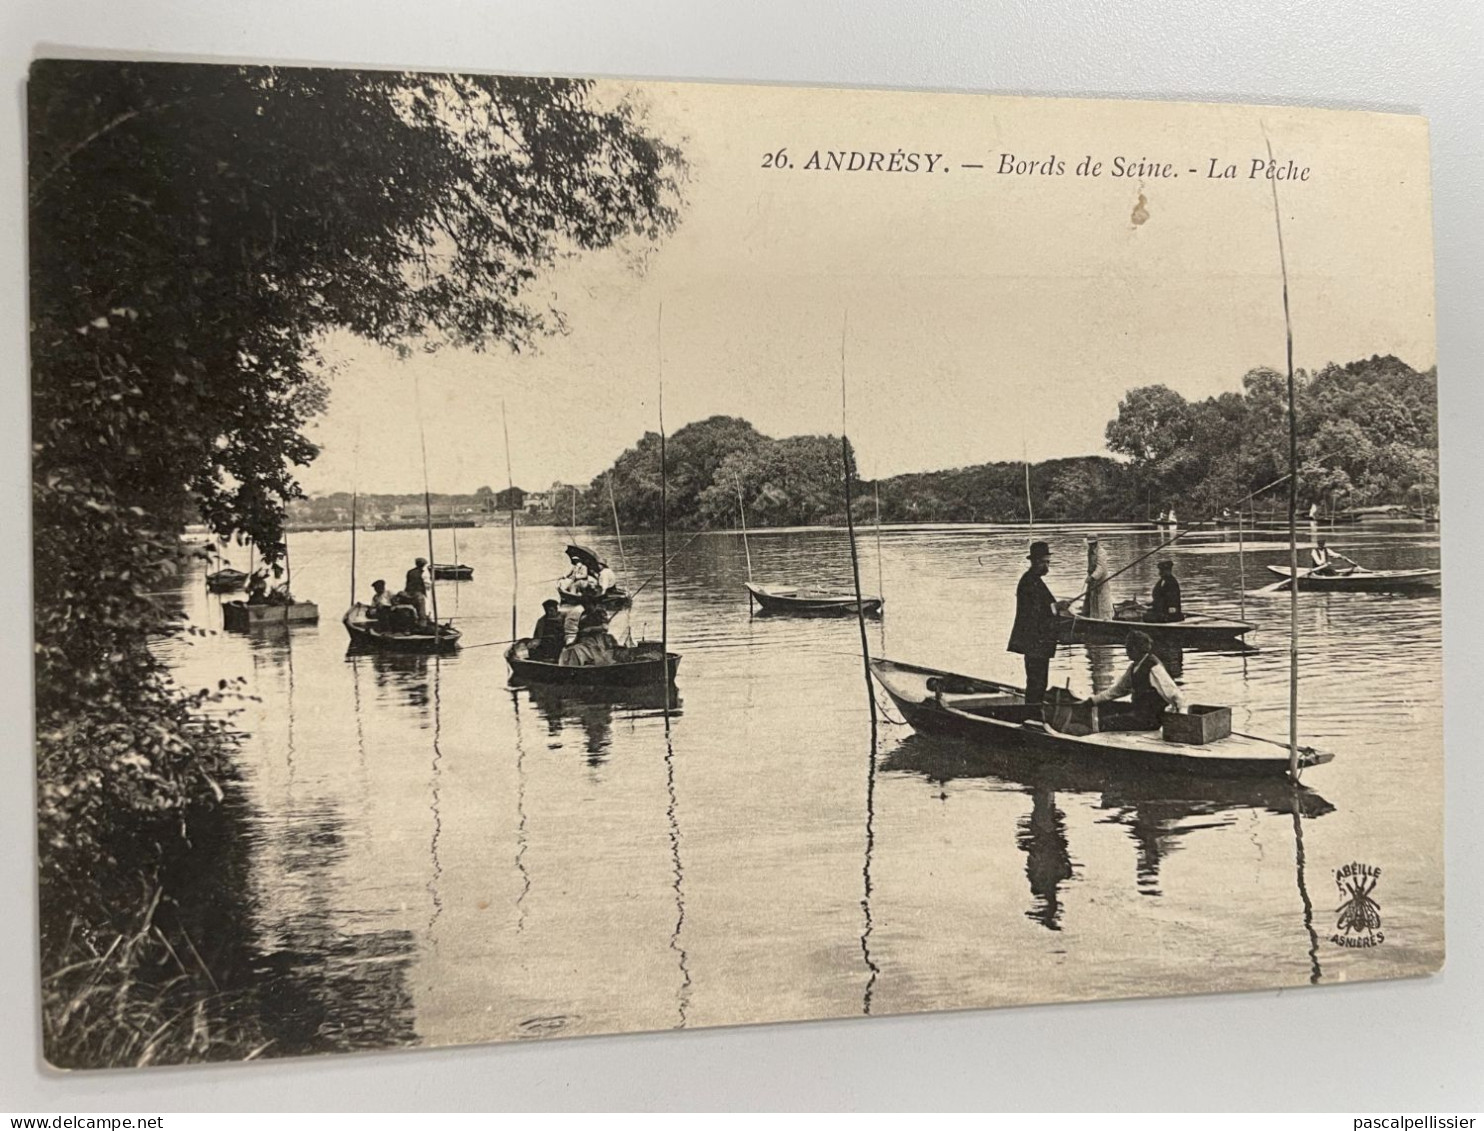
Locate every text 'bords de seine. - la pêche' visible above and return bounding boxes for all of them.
[764,149,1311,182]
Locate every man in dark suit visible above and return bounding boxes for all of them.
[1008,540,1060,705]
[1145,559,1184,622]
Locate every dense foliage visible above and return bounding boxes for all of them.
[586,416,857,530]
[30,60,682,1064]
[581,356,1438,533]
[1104,356,1439,518]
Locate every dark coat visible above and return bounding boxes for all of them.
[1008,568,1059,658]
[1148,575,1183,622]
[530,612,566,662]
[405,566,427,594]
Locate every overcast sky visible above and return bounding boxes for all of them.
[299,81,1436,496]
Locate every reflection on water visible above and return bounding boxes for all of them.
[155,520,1442,1053]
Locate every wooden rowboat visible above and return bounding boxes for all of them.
[745,582,883,616]
[1263,564,1440,592]
[432,562,474,581]
[223,599,319,630]
[505,638,680,687]
[1055,609,1253,646]
[206,567,249,593]
[870,658,1331,777]
[343,603,460,652]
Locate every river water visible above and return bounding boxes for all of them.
[157,520,1443,1056]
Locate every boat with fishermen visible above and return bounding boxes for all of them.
[871,658,1332,777]
[745,582,883,616]
[1263,564,1440,592]
[343,602,461,652]
[505,638,680,687]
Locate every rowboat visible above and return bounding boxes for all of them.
[342,603,460,652]
[1263,564,1440,592]
[1055,609,1252,646]
[870,658,1331,777]
[505,638,680,687]
[206,567,248,593]
[745,582,883,616]
[432,562,474,581]
[223,599,319,630]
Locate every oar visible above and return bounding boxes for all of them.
[1252,565,1316,594]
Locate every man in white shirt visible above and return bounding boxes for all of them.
[1085,630,1188,730]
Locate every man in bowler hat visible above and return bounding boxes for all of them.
[1008,540,1061,705]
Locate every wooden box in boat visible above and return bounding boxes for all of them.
[1161,705,1232,745]
[223,600,319,630]
[870,658,1330,778]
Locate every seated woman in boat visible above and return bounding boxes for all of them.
[559,601,618,667]
[530,599,567,663]
[596,559,619,596]
[1143,560,1184,623]
[1082,630,1188,731]
[558,548,601,638]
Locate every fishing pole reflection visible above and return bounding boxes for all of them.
[519,681,682,767]
[881,732,1334,935]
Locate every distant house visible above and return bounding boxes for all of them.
[495,486,527,511]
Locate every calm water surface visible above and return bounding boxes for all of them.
[158,521,1444,1053]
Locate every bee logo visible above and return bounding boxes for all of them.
[1331,863,1384,948]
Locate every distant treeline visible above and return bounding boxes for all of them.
[579,354,1438,531]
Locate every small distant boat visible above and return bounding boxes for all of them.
[343,603,460,652]
[223,599,319,630]
[432,562,474,581]
[1055,609,1252,646]
[206,567,249,593]
[871,658,1331,778]
[505,639,680,687]
[1263,564,1440,592]
[745,582,883,616]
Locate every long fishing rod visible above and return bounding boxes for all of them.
[1050,452,1343,607]
[1265,131,1301,781]
[658,302,670,715]
[415,384,441,631]
[609,528,711,603]
[607,471,628,572]
[501,401,519,644]
[840,311,878,732]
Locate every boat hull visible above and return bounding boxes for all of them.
[1264,565,1440,591]
[223,600,319,630]
[871,658,1329,778]
[1055,611,1251,646]
[206,568,248,593]
[506,641,680,687]
[343,605,460,652]
[432,564,474,581]
[745,582,883,616]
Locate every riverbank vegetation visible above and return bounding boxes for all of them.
[30,61,683,1065]
[583,355,1437,531]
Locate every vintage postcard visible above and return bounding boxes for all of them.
[29,60,1440,1068]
